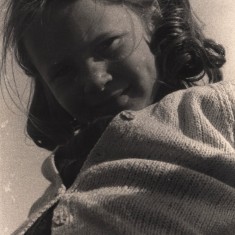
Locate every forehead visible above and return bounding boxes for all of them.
[24,0,141,67]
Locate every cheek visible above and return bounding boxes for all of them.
[137,41,157,79]
[120,48,157,90]
[123,46,158,104]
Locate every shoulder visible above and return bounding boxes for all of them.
[149,81,235,123]
[155,81,235,109]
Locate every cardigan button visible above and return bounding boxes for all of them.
[52,206,73,227]
[57,186,66,195]
[120,111,135,121]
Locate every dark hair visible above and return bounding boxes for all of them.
[1,0,226,150]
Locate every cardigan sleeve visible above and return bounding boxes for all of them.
[51,82,235,235]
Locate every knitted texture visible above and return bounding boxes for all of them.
[14,81,235,234]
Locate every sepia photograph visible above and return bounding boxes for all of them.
[1,0,235,234]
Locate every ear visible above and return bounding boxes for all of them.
[143,31,152,46]
[142,1,162,50]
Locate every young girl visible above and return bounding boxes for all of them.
[2,0,235,234]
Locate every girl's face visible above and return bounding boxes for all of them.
[25,0,158,122]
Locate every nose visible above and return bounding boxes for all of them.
[82,58,112,94]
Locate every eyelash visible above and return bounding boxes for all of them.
[95,36,123,59]
[51,67,75,85]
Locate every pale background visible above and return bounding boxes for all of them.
[1,1,235,234]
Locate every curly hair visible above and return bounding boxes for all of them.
[1,0,226,150]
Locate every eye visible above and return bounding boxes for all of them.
[95,36,123,59]
[55,67,70,78]
[100,37,121,51]
[50,66,76,86]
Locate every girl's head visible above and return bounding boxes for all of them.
[2,0,226,150]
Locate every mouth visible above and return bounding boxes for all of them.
[87,85,130,118]
[88,85,130,107]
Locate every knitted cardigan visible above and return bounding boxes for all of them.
[13,81,235,235]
